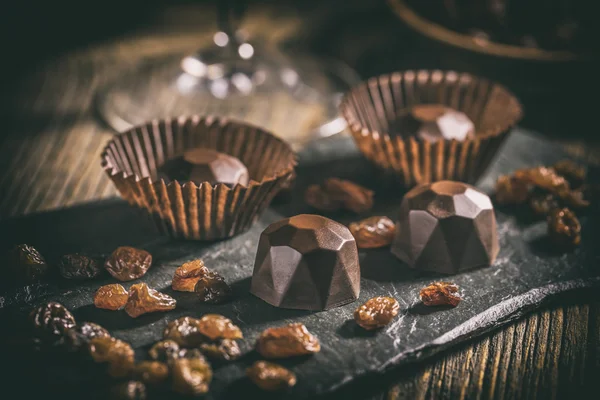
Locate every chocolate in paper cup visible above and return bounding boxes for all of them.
[340,70,523,186]
[101,116,296,240]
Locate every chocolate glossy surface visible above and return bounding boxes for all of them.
[391,181,499,274]
[390,105,475,142]
[158,148,249,186]
[251,214,360,310]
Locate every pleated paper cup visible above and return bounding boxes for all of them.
[340,70,523,186]
[101,116,296,240]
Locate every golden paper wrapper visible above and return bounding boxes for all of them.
[340,70,523,186]
[101,116,296,240]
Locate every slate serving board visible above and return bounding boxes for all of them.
[1,129,599,399]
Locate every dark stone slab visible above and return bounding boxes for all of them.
[0,129,599,399]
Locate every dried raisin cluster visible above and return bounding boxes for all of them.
[305,178,374,213]
[104,246,153,281]
[94,283,176,318]
[495,160,591,249]
[163,315,243,361]
[172,259,208,292]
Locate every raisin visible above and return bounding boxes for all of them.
[124,283,176,318]
[304,184,341,212]
[178,348,206,361]
[246,361,297,391]
[104,246,152,281]
[514,166,570,193]
[305,178,374,213]
[354,296,400,330]
[133,361,169,385]
[548,207,581,248]
[64,322,111,351]
[9,244,49,281]
[88,336,135,378]
[172,259,208,292]
[256,323,320,359]
[110,381,146,400]
[58,254,102,280]
[94,284,129,310]
[194,271,232,304]
[495,175,530,205]
[30,302,76,344]
[349,216,396,248]
[149,340,181,362]
[197,314,243,340]
[529,193,559,217]
[323,178,374,213]
[200,339,241,361]
[420,282,461,307]
[553,160,586,189]
[171,358,213,396]
[163,317,205,347]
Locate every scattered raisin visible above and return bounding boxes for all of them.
[420,282,461,307]
[171,358,213,396]
[64,322,111,351]
[30,302,76,344]
[197,314,243,340]
[553,160,586,189]
[94,284,129,310]
[494,175,530,205]
[149,340,180,362]
[194,271,232,304]
[305,178,374,213]
[349,216,396,248]
[200,339,241,361]
[256,323,320,359]
[9,244,49,281]
[304,184,340,212]
[178,348,206,361]
[124,283,176,318]
[88,336,135,378]
[58,254,102,280]
[133,361,169,385]
[529,193,559,217]
[354,296,400,330]
[172,259,208,292]
[110,381,146,400]
[323,178,374,213]
[548,207,581,248]
[163,317,205,347]
[514,166,570,194]
[104,246,152,281]
[246,361,297,391]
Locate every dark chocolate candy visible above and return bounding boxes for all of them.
[391,181,499,274]
[251,214,360,310]
[158,148,249,186]
[390,104,475,142]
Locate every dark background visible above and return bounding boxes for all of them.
[1,0,598,143]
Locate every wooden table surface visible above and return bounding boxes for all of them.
[1,2,597,399]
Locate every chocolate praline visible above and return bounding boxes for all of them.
[391,181,499,274]
[251,214,360,310]
[158,148,249,187]
[390,104,475,142]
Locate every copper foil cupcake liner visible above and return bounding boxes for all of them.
[101,116,296,240]
[340,70,523,186]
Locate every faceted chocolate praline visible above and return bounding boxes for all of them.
[391,181,499,274]
[158,148,249,187]
[251,214,360,310]
[390,104,475,142]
